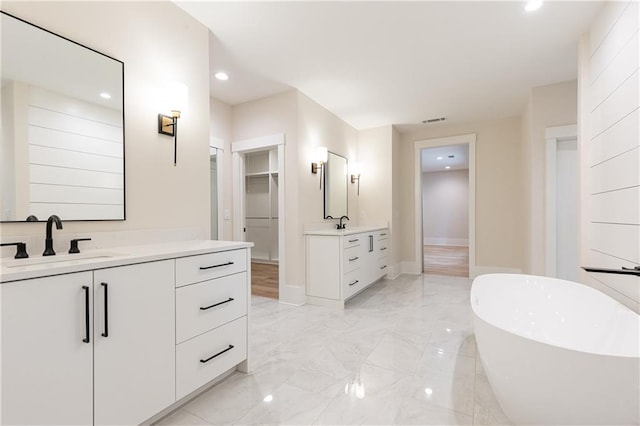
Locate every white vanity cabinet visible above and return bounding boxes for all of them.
[0,260,175,426]
[0,241,251,425]
[306,228,389,308]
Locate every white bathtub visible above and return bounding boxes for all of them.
[471,273,640,425]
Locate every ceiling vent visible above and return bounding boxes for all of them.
[422,116,447,124]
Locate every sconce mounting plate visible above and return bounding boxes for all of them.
[158,114,175,136]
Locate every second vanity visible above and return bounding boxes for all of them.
[305,227,389,308]
[0,240,252,425]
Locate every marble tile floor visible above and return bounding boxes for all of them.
[157,274,512,425]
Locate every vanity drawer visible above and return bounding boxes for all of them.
[176,249,246,287]
[378,230,389,241]
[176,272,248,344]
[343,246,362,273]
[176,316,247,400]
[343,268,363,299]
[343,234,363,249]
[376,257,389,279]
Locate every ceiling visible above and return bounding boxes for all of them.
[175,1,603,131]
[422,144,469,172]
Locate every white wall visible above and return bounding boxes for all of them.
[0,1,212,255]
[521,80,578,275]
[422,169,469,246]
[399,117,524,272]
[579,1,639,312]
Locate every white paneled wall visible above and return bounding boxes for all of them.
[581,1,639,311]
[27,86,124,220]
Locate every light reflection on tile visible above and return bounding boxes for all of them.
[156,274,511,425]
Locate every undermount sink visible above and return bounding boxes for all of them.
[2,252,122,268]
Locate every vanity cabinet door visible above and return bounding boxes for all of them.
[93,260,176,425]
[1,272,94,425]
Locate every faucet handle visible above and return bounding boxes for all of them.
[1,242,29,259]
[69,238,91,254]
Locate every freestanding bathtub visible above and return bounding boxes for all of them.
[471,273,640,425]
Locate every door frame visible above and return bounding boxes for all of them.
[232,133,286,302]
[210,137,224,240]
[414,133,476,277]
[545,124,577,277]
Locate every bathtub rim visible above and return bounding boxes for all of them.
[470,273,640,358]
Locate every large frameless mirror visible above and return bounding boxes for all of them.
[323,151,348,218]
[1,11,125,222]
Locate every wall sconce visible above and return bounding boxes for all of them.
[157,82,188,166]
[311,146,328,189]
[350,162,362,195]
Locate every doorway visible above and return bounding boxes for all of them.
[232,134,286,302]
[414,134,476,277]
[545,125,579,281]
[421,145,470,277]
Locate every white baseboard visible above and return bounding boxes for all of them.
[279,284,305,306]
[387,263,402,280]
[423,237,469,247]
[470,266,522,279]
[401,261,423,275]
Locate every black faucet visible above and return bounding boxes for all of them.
[337,215,350,230]
[43,215,63,256]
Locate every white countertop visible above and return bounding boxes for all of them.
[0,240,253,283]
[304,226,387,236]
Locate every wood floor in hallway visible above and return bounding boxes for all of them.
[424,245,469,277]
[251,262,279,299]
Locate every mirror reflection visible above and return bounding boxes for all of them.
[1,12,125,222]
[324,151,348,218]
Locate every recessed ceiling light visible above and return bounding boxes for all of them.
[524,0,543,12]
[436,156,443,160]
[214,71,229,81]
[445,166,451,169]
[99,92,111,99]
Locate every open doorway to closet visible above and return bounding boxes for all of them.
[244,149,279,299]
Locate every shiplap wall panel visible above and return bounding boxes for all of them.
[590,222,640,264]
[591,186,639,224]
[590,109,638,165]
[589,1,639,81]
[589,147,640,194]
[25,86,124,220]
[591,35,638,110]
[29,184,123,205]
[29,203,124,221]
[29,145,123,174]
[29,106,123,142]
[29,126,123,158]
[30,165,123,190]
[589,69,639,137]
[583,0,639,310]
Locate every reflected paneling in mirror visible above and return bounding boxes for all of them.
[1,12,125,222]
[324,151,348,218]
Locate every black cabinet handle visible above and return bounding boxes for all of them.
[369,235,373,252]
[101,283,109,337]
[348,239,359,243]
[380,233,387,236]
[380,265,388,270]
[200,297,234,311]
[200,345,234,363]
[349,280,359,286]
[200,261,234,270]
[349,256,359,262]
[380,247,387,251]
[82,286,90,343]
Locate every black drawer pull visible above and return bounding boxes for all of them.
[349,280,359,286]
[380,233,387,236]
[349,256,359,261]
[101,283,109,337]
[200,297,234,311]
[82,286,90,344]
[348,239,359,243]
[200,261,234,270]
[380,247,387,251]
[200,345,234,363]
[380,265,388,270]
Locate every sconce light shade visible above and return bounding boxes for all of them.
[350,162,362,195]
[158,82,188,166]
[311,146,328,189]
